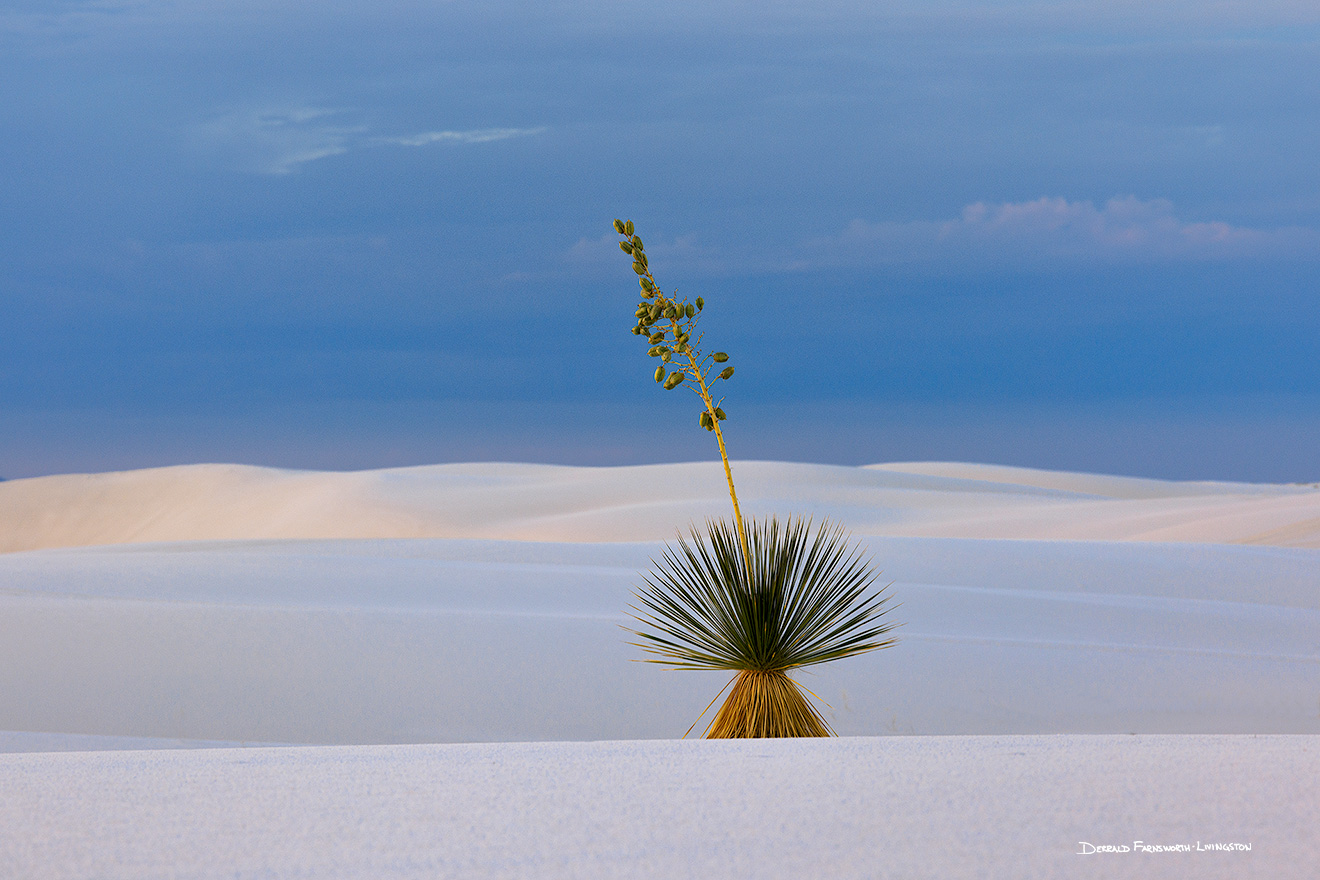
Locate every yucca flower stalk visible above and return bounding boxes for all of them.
[614,218,900,738]
[615,218,751,572]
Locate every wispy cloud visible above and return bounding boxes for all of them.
[805,197,1320,267]
[376,127,546,147]
[191,107,545,175]
[190,107,361,175]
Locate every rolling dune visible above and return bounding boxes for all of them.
[3,460,1317,552]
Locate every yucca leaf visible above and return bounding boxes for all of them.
[628,516,899,672]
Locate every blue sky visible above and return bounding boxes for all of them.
[2,0,1318,480]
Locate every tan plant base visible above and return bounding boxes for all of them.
[705,669,833,738]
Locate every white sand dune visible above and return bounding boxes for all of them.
[2,460,1318,552]
[2,459,1316,877]
[1,460,1316,745]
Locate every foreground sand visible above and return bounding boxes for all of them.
[2,736,1313,879]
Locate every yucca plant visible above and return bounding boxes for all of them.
[613,218,899,738]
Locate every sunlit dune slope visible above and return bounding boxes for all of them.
[2,460,1317,553]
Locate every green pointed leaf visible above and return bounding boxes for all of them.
[628,517,899,674]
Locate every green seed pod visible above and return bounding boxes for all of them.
[640,277,655,292]
[714,407,726,420]
[614,219,626,234]
[632,261,645,276]
[624,220,634,236]
[631,326,643,335]
[631,235,643,250]
[655,366,665,383]
[700,411,712,429]
[647,346,662,356]
[685,303,695,318]
[619,241,634,255]
[650,304,663,320]
[661,350,671,362]
[664,371,685,389]
[695,297,704,311]
[719,366,735,380]
[637,252,648,269]
[712,352,729,363]
[648,332,664,344]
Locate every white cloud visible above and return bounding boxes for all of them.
[190,107,363,175]
[191,107,545,175]
[808,196,1320,267]
[377,127,546,147]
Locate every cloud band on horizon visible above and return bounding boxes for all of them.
[809,196,1320,268]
